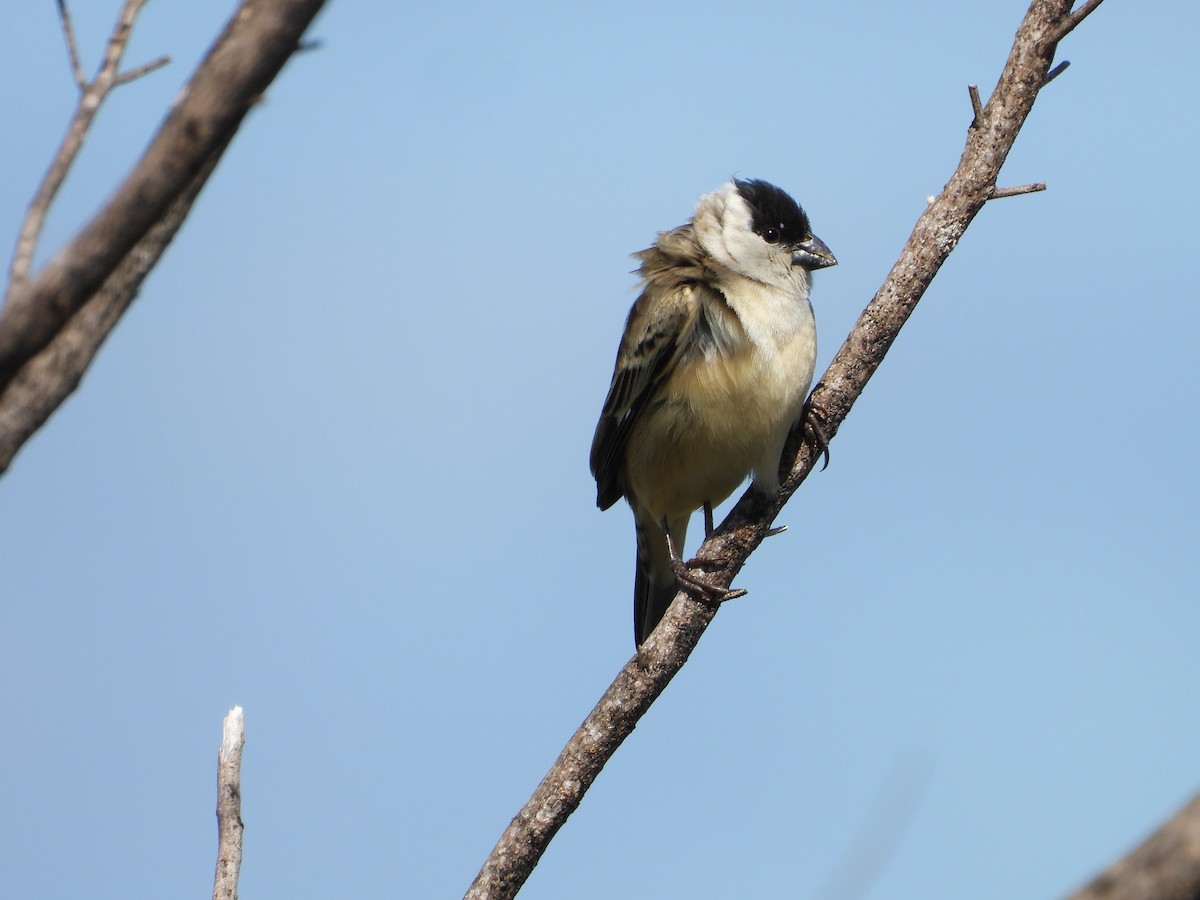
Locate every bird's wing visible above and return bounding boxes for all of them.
[589,279,705,510]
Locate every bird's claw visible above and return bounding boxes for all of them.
[803,400,832,471]
[665,525,746,604]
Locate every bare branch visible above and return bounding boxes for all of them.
[1052,0,1106,43]
[213,706,245,900]
[0,0,328,432]
[8,1,156,288]
[1042,59,1071,86]
[0,128,232,475]
[989,182,1047,199]
[1069,793,1200,900]
[968,83,984,127]
[55,0,87,89]
[115,54,171,86]
[98,0,152,91]
[465,1,1106,896]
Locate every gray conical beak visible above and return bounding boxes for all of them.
[792,234,837,271]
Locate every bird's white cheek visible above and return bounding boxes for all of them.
[716,232,775,283]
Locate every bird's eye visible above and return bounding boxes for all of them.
[762,226,781,243]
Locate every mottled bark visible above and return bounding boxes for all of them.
[213,707,246,900]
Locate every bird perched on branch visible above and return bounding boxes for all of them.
[590,178,836,646]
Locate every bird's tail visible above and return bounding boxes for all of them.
[632,511,688,646]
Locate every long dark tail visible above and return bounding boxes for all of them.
[632,512,687,646]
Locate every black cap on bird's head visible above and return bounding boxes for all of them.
[734,178,837,271]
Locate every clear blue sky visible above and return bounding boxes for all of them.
[1,2,1197,897]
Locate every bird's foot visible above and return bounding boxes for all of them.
[664,527,747,603]
[803,400,832,471]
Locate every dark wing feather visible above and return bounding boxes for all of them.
[589,281,699,510]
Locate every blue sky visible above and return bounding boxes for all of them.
[1,2,1197,897]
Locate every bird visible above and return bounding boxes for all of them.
[590,178,836,647]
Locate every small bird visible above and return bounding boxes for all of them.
[590,179,836,646]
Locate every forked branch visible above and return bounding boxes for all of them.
[0,0,328,474]
[10,0,168,288]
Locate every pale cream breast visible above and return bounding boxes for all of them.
[622,300,816,520]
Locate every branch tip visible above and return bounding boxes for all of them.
[56,0,87,89]
[1051,0,1105,43]
[213,705,245,900]
[1042,60,1071,87]
[967,83,984,128]
[8,0,161,289]
[115,54,171,85]
[988,182,1047,200]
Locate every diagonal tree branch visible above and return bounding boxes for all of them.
[1069,792,1200,900]
[465,1,1105,897]
[0,0,328,474]
[0,0,328,395]
[0,130,232,474]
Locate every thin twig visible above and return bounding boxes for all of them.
[0,0,327,472]
[1052,0,1105,43]
[0,0,326,394]
[989,182,1047,199]
[968,83,984,127]
[55,0,86,89]
[7,0,157,288]
[115,54,171,85]
[212,706,245,900]
[1042,59,1071,86]
[97,0,150,89]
